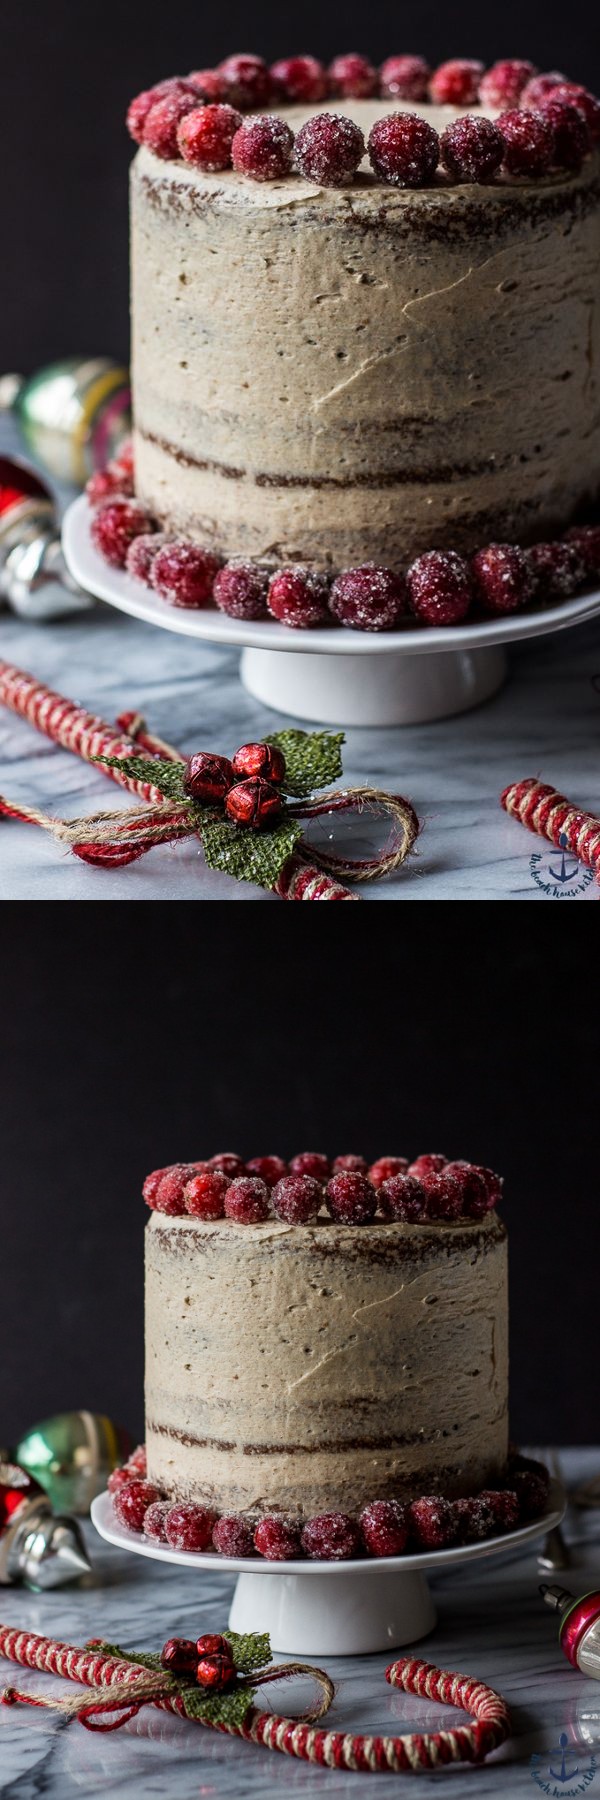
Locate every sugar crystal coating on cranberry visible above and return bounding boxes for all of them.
[541,97,589,169]
[443,1161,490,1217]
[254,1517,302,1560]
[232,115,294,181]
[151,541,220,608]
[232,743,286,784]
[224,1176,271,1223]
[184,1170,229,1219]
[330,564,407,631]
[126,79,197,143]
[225,776,282,828]
[294,113,365,186]
[107,1465,137,1495]
[184,751,234,803]
[499,108,554,176]
[270,55,328,102]
[479,1488,519,1531]
[360,1500,409,1556]
[468,1164,503,1209]
[143,1500,172,1543]
[178,104,242,171]
[333,1154,368,1174]
[87,463,133,506]
[209,1153,245,1176]
[452,1494,497,1543]
[471,542,535,614]
[521,71,567,109]
[419,1170,463,1220]
[547,84,600,143]
[302,1512,361,1560]
[114,1480,163,1533]
[188,69,230,102]
[290,1152,330,1180]
[409,1495,457,1549]
[213,1515,255,1556]
[379,55,430,100]
[565,524,600,575]
[440,115,504,184]
[164,1504,218,1553]
[272,1173,322,1223]
[368,113,439,187]
[144,92,199,160]
[325,1171,378,1224]
[430,59,484,105]
[154,1163,200,1215]
[512,1469,549,1519]
[213,559,269,620]
[126,1444,147,1474]
[218,54,272,110]
[369,1156,409,1189]
[379,1174,427,1222]
[126,532,171,584]
[527,539,585,597]
[267,566,330,628]
[328,53,378,98]
[407,551,473,626]
[91,500,154,569]
[245,1154,288,1186]
[143,1166,170,1207]
[478,59,537,109]
[408,1154,447,1178]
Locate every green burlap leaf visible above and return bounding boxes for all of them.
[95,755,188,801]
[223,1630,271,1673]
[182,1683,255,1727]
[199,814,303,888]
[264,730,345,797]
[86,1642,163,1672]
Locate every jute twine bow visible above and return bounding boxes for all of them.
[0,1624,511,1772]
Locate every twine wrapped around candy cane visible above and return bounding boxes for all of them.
[0,1624,511,1772]
[501,777,600,884]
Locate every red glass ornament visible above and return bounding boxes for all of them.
[0,1462,44,1531]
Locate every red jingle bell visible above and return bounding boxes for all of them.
[184,752,234,803]
[197,1651,235,1690]
[225,777,282,828]
[196,1633,233,1659]
[160,1636,198,1676]
[231,742,286,784]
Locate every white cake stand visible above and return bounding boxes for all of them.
[63,497,600,728]
[91,1483,563,1657]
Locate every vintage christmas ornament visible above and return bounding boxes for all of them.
[14,1413,130,1517]
[0,1462,90,1590]
[0,456,92,619]
[0,358,131,485]
[542,1585,600,1678]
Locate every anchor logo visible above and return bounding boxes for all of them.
[547,834,581,886]
[530,1726,597,1794]
[549,1733,580,1783]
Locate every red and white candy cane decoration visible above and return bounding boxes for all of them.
[0,1624,511,1771]
[501,777,600,885]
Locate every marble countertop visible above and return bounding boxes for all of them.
[1,417,599,900]
[1,1449,600,1798]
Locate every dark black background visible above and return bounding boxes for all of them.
[4,0,599,370]
[0,916,596,1450]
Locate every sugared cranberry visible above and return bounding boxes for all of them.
[87,464,133,506]
[478,60,537,109]
[91,500,154,569]
[267,566,330,628]
[479,1489,519,1531]
[108,1466,136,1495]
[127,1445,147,1474]
[218,54,272,110]
[407,550,473,626]
[213,1515,255,1556]
[151,541,220,608]
[115,438,135,476]
[542,98,589,170]
[379,1174,427,1222]
[332,1154,368,1174]
[520,71,567,109]
[290,1152,330,1181]
[499,108,554,176]
[368,113,439,187]
[209,1154,245,1177]
[452,1494,498,1543]
[153,1163,199,1215]
[429,60,484,105]
[546,84,600,144]
[143,1501,171,1543]
[254,1517,302,1560]
[302,1512,361,1561]
[294,113,365,186]
[471,543,534,614]
[408,1154,447,1178]
[126,80,196,144]
[565,525,600,576]
[232,115,295,181]
[165,1503,218,1552]
[325,1172,377,1224]
[161,1637,198,1674]
[328,53,378,98]
[231,743,286,784]
[468,1164,503,1210]
[143,1167,170,1207]
[188,69,230,102]
[512,1469,549,1520]
[379,55,430,101]
[270,55,329,103]
[443,1162,490,1218]
[224,1176,271,1223]
[113,1480,163,1533]
[245,1154,288,1186]
[440,115,504,184]
[526,539,585,598]
[213,559,269,620]
[272,1174,322,1224]
[197,1653,235,1690]
[144,92,199,160]
[419,1170,463,1221]
[178,104,242,172]
[184,751,234,803]
[330,564,407,630]
[360,1500,409,1556]
[409,1496,457,1550]
[225,776,282,828]
[197,1633,233,1660]
[369,1157,409,1189]
[126,532,170,584]
[184,1170,229,1219]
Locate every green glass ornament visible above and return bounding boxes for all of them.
[14,1413,131,1516]
[0,357,131,486]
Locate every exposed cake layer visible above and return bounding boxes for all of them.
[145,1211,508,1516]
[131,104,600,569]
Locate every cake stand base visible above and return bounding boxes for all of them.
[240,643,508,726]
[229,1567,436,1656]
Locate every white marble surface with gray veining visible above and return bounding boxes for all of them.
[1,416,599,900]
[1,1449,600,1799]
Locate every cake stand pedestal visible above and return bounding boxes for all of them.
[63,499,600,728]
[91,1483,563,1657]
